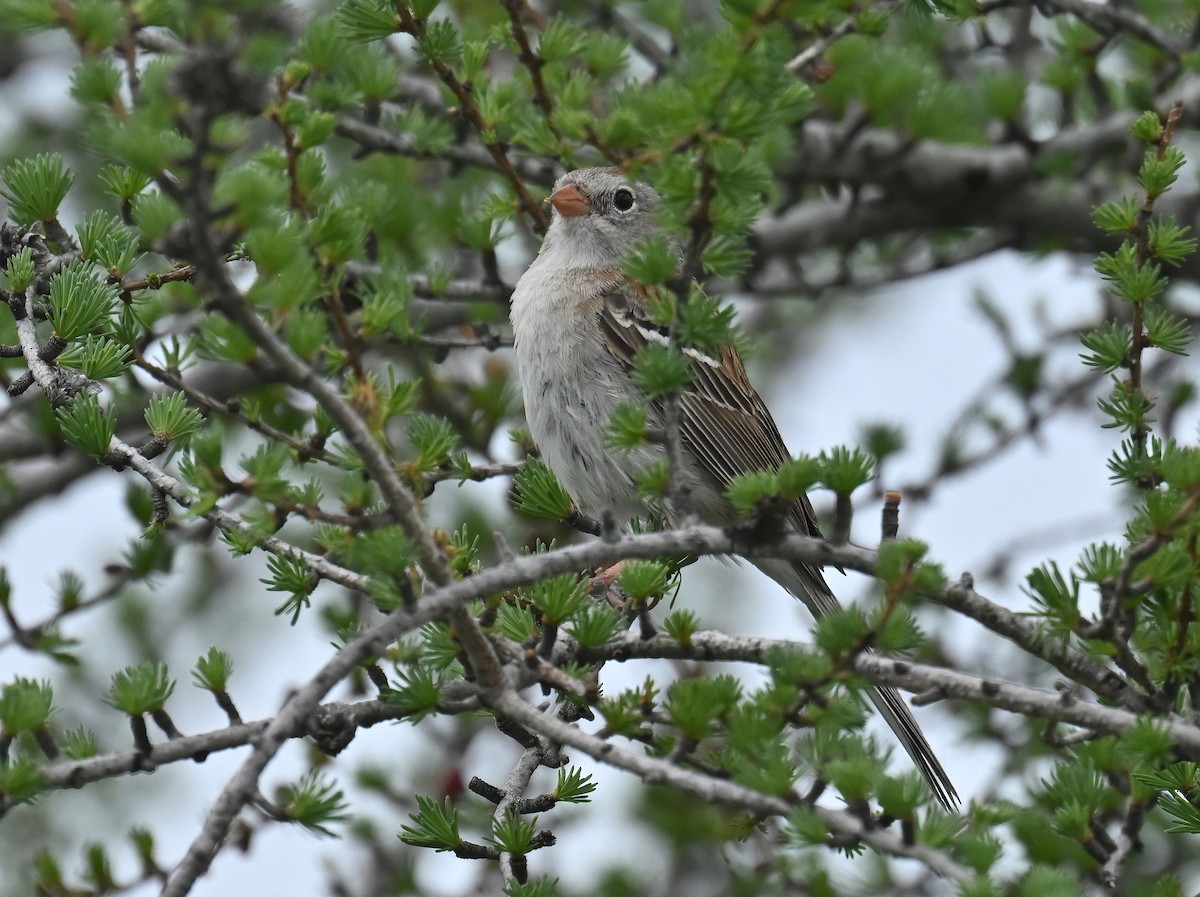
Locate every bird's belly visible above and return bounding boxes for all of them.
[526,368,650,521]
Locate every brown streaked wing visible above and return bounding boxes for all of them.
[596,289,824,540]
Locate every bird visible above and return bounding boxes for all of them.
[509,166,958,811]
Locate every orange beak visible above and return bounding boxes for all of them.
[548,183,591,217]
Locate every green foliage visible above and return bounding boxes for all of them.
[343,525,418,586]
[525,572,587,625]
[399,794,461,851]
[76,210,142,275]
[1079,321,1131,374]
[631,342,693,399]
[1132,762,1200,832]
[1148,217,1198,266]
[128,827,155,868]
[87,105,191,177]
[240,442,293,502]
[144,392,205,443]
[1091,196,1139,236]
[818,446,875,495]
[617,559,670,602]
[511,458,574,521]
[553,767,596,804]
[1,152,72,224]
[191,647,234,692]
[505,877,558,897]
[69,56,120,104]
[666,675,741,740]
[1130,110,1164,144]
[726,469,782,516]
[786,805,829,848]
[58,334,132,380]
[875,539,945,595]
[675,291,738,356]
[1095,243,1165,304]
[495,600,539,643]
[99,165,151,202]
[275,771,350,837]
[567,602,621,649]
[357,269,414,338]
[1086,110,1196,469]
[1096,378,1157,434]
[406,413,461,471]
[283,308,327,360]
[104,662,175,715]
[55,394,115,458]
[1074,542,1122,584]
[4,245,35,292]
[597,685,649,739]
[812,604,870,658]
[48,262,119,341]
[446,525,481,578]
[0,677,54,734]
[1138,146,1186,200]
[859,423,906,463]
[727,734,798,796]
[68,0,122,50]
[1013,865,1084,897]
[130,191,182,243]
[419,622,461,670]
[623,235,679,284]
[775,455,823,501]
[662,609,698,644]
[605,401,650,452]
[61,726,98,760]
[725,453,832,517]
[0,753,45,803]
[1023,561,1081,635]
[0,0,59,30]
[121,530,173,579]
[491,808,537,854]
[386,666,444,721]
[264,553,317,624]
[1004,352,1043,399]
[1144,305,1191,356]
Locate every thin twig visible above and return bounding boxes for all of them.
[786,17,860,74]
[394,4,547,232]
[494,745,544,886]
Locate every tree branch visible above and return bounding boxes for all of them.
[577,631,1200,751]
[488,689,971,880]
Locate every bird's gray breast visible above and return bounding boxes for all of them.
[519,314,652,520]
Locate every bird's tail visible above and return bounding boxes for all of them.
[753,557,960,812]
[864,682,959,811]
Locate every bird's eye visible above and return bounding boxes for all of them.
[613,187,636,212]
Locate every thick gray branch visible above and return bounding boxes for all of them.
[39,688,480,795]
[757,77,1200,281]
[583,631,1200,752]
[933,576,1146,711]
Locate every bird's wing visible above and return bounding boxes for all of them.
[596,286,824,543]
[597,285,960,812]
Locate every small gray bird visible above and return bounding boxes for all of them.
[510,166,958,811]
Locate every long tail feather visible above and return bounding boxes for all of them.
[865,684,959,811]
[753,558,960,811]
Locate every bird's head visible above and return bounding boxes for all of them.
[540,167,663,270]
